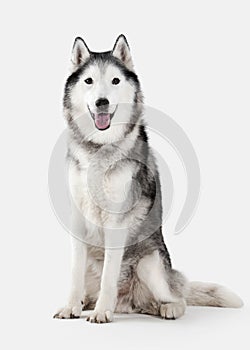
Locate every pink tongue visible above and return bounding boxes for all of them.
[94,113,111,129]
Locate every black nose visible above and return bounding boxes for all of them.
[95,98,109,108]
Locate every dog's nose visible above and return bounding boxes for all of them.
[95,98,109,108]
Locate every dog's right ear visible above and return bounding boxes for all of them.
[71,37,90,71]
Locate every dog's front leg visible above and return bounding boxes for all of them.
[54,211,87,319]
[86,230,126,323]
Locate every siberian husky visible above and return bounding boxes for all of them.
[54,35,243,323]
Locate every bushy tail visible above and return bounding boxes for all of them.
[186,281,243,308]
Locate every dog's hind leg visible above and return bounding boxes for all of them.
[137,250,187,319]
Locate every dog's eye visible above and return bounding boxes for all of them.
[84,78,93,85]
[112,77,120,85]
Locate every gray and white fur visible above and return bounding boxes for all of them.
[54,35,243,323]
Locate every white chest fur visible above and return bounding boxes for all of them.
[68,137,137,247]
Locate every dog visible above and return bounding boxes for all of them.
[54,35,243,323]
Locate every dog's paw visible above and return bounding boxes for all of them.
[53,302,82,319]
[160,300,186,320]
[86,310,113,324]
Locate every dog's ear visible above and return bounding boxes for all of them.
[112,34,134,71]
[71,37,90,71]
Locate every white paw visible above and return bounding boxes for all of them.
[53,302,83,319]
[160,300,186,319]
[86,310,114,324]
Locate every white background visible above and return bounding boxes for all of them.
[1,1,250,349]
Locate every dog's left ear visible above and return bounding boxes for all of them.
[112,35,134,71]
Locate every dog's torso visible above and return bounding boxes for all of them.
[67,121,173,313]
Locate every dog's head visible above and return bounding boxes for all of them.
[64,35,143,144]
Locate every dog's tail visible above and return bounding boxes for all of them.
[186,281,243,308]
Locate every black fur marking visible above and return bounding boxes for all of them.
[138,124,148,142]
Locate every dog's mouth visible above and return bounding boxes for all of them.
[94,112,111,130]
[88,106,117,131]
